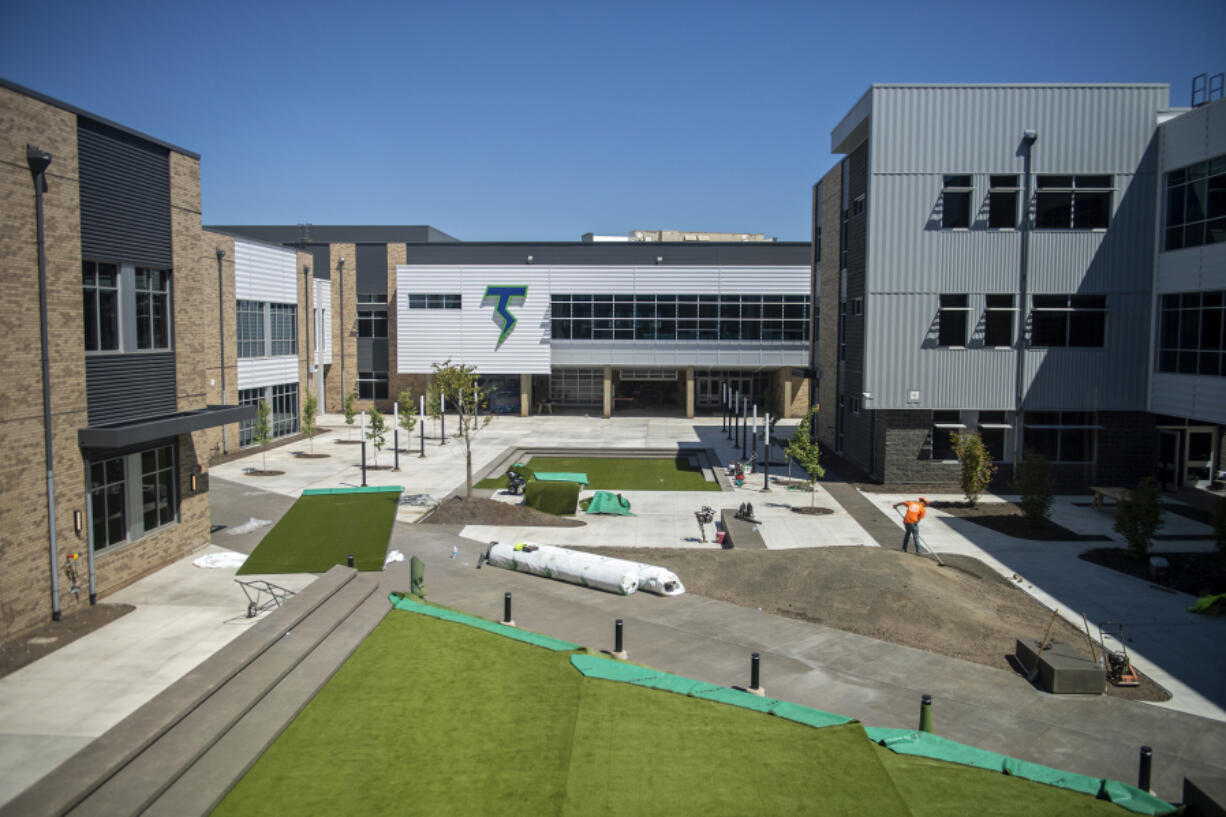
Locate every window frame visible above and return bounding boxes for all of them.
[1022,411,1100,463]
[1163,155,1226,251]
[942,175,974,229]
[1030,294,1107,348]
[83,260,121,353]
[1158,290,1226,376]
[937,294,971,347]
[988,175,1020,230]
[83,261,174,354]
[984,294,1016,347]
[1034,175,1114,230]
[269,302,297,356]
[88,443,179,553]
[358,371,389,400]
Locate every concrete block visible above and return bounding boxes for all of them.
[1183,776,1226,817]
[719,509,766,549]
[1016,638,1105,695]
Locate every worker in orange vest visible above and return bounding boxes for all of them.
[892,497,928,553]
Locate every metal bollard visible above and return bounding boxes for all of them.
[347,554,354,568]
[751,652,761,690]
[501,591,514,627]
[615,619,624,654]
[1138,745,1152,792]
[919,694,934,733]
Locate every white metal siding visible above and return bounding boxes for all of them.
[312,278,332,365]
[235,238,297,303]
[1161,98,1226,171]
[1151,373,1226,425]
[237,356,299,390]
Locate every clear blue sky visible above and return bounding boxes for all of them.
[3,0,1222,241]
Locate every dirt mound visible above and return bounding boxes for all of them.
[421,496,585,528]
[574,545,1167,701]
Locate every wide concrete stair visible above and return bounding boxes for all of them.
[1,566,389,817]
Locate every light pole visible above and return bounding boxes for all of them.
[1013,129,1038,479]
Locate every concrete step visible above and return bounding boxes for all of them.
[142,585,390,817]
[64,574,378,817]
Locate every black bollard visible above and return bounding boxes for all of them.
[919,694,934,733]
[751,652,761,690]
[347,554,354,568]
[419,412,425,458]
[1138,746,1152,792]
[615,619,624,654]
[360,438,367,487]
[394,427,400,471]
[502,591,513,626]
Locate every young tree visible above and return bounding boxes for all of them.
[430,360,491,499]
[1211,496,1226,556]
[301,391,319,454]
[367,407,387,466]
[1114,476,1165,559]
[342,390,357,439]
[253,399,273,472]
[1014,451,1054,527]
[950,430,997,507]
[396,389,418,444]
[784,406,825,506]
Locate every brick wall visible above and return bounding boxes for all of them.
[200,231,239,457]
[816,163,841,450]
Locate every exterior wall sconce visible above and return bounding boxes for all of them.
[656,257,663,264]
[73,509,83,535]
[526,255,534,264]
[190,473,199,492]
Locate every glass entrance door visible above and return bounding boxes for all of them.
[1185,428,1216,485]
[1158,429,1182,488]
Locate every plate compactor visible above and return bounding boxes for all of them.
[1098,622,1140,687]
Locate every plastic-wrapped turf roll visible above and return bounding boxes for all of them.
[486,542,639,595]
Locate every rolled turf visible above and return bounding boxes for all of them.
[210,607,1153,816]
[476,456,720,492]
[236,491,399,574]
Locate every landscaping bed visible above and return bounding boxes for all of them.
[1079,548,1226,597]
[475,455,719,492]
[928,501,1111,542]
[420,496,585,528]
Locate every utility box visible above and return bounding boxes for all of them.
[1016,638,1105,695]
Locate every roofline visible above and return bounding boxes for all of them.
[1,76,200,159]
[203,228,313,256]
[400,241,809,247]
[864,82,1170,89]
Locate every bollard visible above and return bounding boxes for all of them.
[347,554,354,568]
[1138,746,1152,793]
[612,619,627,660]
[919,694,934,733]
[751,652,761,690]
[410,556,425,597]
[501,591,515,627]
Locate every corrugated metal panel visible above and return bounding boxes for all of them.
[86,354,177,425]
[236,357,298,390]
[356,243,388,295]
[356,338,389,371]
[1151,374,1226,425]
[1155,247,1224,292]
[312,279,332,364]
[402,243,810,267]
[1161,99,1226,170]
[78,118,172,267]
[550,343,806,368]
[234,238,297,303]
[869,85,1169,174]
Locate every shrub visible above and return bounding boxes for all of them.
[253,399,272,472]
[1114,476,1165,559]
[524,480,579,515]
[950,430,997,507]
[1014,451,1053,527]
[1213,497,1226,555]
[343,391,357,439]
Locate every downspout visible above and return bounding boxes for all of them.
[303,264,311,399]
[338,255,346,403]
[28,145,61,621]
[216,248,227,453]
[1013,130,1038,480]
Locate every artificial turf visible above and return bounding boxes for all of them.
[475,456,720,492]
[210,607,1156,817]
[235,491,399,574]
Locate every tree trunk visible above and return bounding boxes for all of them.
[466,446,473,499]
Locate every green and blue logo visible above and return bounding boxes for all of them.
[483,285,529,345]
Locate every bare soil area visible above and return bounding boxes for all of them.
[575,545,1167,701]
[0,603,135,679]
[421,496,585,528]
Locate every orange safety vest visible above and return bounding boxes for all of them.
[903,502,926,525]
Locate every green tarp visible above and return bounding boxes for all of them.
[1188,593,1225,613]
[581,491,634,515]
[524,480,580,515]
[512,462,588,486]
[389,593,580,651]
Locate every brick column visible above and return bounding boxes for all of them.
[603,365,612,419]
[685,366,695,418]
[520,373,531,417]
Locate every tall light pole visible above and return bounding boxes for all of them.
[1013,129,1038,478]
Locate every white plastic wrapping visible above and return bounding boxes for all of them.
[485,543,684,597]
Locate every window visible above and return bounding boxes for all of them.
[407,293,461,309]
[271,383,299,436]
[1158,291,1225,376]
[1031,295,1107,347]
[83,261,120,352]
[931,410,964,460]
[358,371,388,400]
[357,293,388,303]
[984,295,1016,347]
[134,268,170,349]
[358,308,388,338]
[937,294,970,347]
[942,175,973,229]
[851,194,865,217]
[977,411,1010,461]
[549,368,603,405]
[1023,412,1097,463]
[238,387,262,447]
[989,175,1019,229]
[1035,175,1112,229]
[1164,156,1226,250]
[88,443,178,552]
[852,298,863,317]
[269,303,297,356]
[548,294,809,343]
[838,300,847,361]
[237,301,265,359]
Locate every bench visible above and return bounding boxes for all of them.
[719,508,766,550]
[1090,485,1129,509]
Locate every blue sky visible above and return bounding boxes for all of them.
[3,0,1222,240]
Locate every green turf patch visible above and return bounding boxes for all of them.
[236,491,400,574]
[211,609,1170,817]
[476,456,720,492]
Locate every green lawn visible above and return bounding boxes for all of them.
[236,490,400,574]
[476,456,720,492]
[210,605,1164,817]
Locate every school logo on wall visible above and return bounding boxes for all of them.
[482,285,529,346]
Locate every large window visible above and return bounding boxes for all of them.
[930,410,964,460]
[358,371,388,400]
[237,301,265,359]
[1158,291,1225,376]
[1031,295,1106,347]
[269,303,297,356]
[358,308,388,338]
[1164,156,1226,250]
[1023,412,1097,463]
[549,368,603,405]
[83,261,120,352]
[272,383,300,436]
[89,443,177,552]
[134,268,171,349]
[549,294,809,343]
[238,387,262,447]
[984,295,1016,347]
[937,294,970,347]
[942,175,973,229]
[988,175,1019,229]
[1035,175,1112,229]
[407,294,461,309]
[977,411,1010,461]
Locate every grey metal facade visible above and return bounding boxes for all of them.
[85,353,178,425]
[401,242,810,267]
[355,243,389,295]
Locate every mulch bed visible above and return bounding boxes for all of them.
[791,507,835,515]
[0,603,135,679]
[334,439,364,445]
[294,452,331,459]
[930,501,1110,541]
[419,496,585,527]
[1079,548,1226,597]
[245,470,285,477]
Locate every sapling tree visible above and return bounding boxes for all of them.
[430,360,492,499]
[397,389,418,445]
[1115,476,1165,559]
[784,406,825,506]
[1014,451,1054,527]
[253,399,273,472]
[950,430,997,507]
[343,391,357,439]
[302,391,319,454]
[367,407,387,466]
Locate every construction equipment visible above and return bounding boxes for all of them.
[694,505,715,542]
[1027,608,1060,682]
[1098,622,1140,686]
[235,578,296,618]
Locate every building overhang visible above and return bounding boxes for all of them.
[78,404,254,449]
[831,87,873,155]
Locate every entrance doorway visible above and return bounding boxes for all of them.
[1157,425,1219,487]
[1158,429,1181,488]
